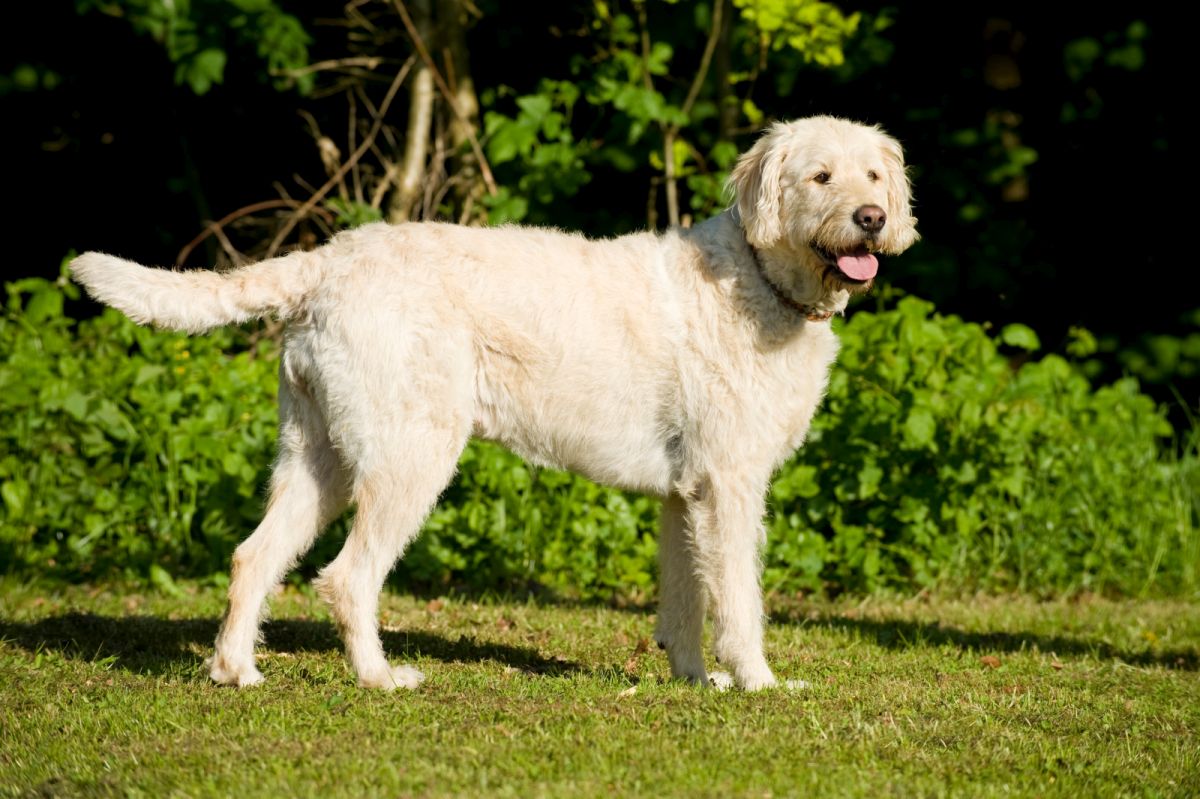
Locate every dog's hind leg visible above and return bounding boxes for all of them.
[209,377,349,687]
[654,494,708,684]
[313,414,469,690]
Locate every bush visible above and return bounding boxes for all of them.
[1,267,1196,598]
[767,296,1198,596]
[0,265,279,584]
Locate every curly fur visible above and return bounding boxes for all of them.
[71,116,917,691]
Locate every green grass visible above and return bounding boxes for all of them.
[2,581,1198,798]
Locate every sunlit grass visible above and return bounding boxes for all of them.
[2,581,1198,797]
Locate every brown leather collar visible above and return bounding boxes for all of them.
[747,244,834,322]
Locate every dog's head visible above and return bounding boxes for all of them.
[728,116,918,297]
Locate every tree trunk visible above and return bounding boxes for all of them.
[441,0,484,223]
[389,0,435,224]
[714,0,737,142]
[443,0,479,154]
[664,130,680,228]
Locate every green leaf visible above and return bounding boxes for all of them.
[183,48,227,95]
[1,479,30,516]
[150,564,186,597]
[482,188,529,224]
[135,365,167,385]
[24,287,63,324]
[222,451,249,478]
[902,408,936,449]
[1000,323,1041,351]
[742,98,764,126]
[63,391,89,421]
[857,462,883,498]
[1066,326,1098,358]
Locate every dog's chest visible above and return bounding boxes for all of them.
[747,324,841,463]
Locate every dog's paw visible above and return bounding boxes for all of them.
[708,671,735,691]
[738,673,778,691]
[207,655,265,688]
[668,662,709,687]
[358,664,425,691]
[710,671,805,691]
[731,661,778,691]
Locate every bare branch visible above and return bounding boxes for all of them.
[277,56,386,77]
[663,0,726,227]
[370,161,403,209]
[348,90,363,205]
[664,129,680,227]
[266,56,417,257]
[391,0,498,196]
[209,221,246,268]
[391,0,435,223]
[676,0,724,125]
[633,0,656,93]
[175,199,335,266]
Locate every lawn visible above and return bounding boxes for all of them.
[1,581,1197,798]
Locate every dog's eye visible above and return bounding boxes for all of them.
[867,170,879,182]
[813,172,831,184]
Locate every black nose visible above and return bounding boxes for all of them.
[853,205,887,233]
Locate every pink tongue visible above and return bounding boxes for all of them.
[836,251,878,280]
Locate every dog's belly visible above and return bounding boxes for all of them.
[475,420,674,495]
[471,353,677,495]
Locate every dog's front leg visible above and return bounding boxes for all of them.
[688,476,777,691]
[654,494,708,684]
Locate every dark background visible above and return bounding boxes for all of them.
[2,1,1185,411]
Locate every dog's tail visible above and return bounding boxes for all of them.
[70,250,322,334]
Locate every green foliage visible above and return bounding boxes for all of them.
[1069,312,1200,389]
[324,199,384,229]
[733,0,860,66]
[1064,20,1149,84]
[75,0,313,94]
[2,273,1196,599]
[405,445,659,598]
[475,0,877,226]
[685,140,741,214]
[0,259,279,580]
[999,322,1040,351]
[1118,332,1200,384]
[581,6,688,141]
[0,64,62,96]
[767,296,1198,596]
[1108,309,1200,387]
[481,81,591,224]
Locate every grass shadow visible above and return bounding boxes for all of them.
[0,613,585,678]
[773,609,1199,671]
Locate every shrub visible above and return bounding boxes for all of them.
[1,266,1196,597]
[767,296,1198,596]
[0,266,278,583]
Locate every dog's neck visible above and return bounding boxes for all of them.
[721,211,848,322]
[745,244,835,322]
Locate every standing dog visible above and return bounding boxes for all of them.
[72,116,917,690]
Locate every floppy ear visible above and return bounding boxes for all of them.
[880,135,919,252]
[728,128,787,248]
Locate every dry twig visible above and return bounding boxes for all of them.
[266,55,417,256]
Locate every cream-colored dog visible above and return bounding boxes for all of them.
[71,116,917,691]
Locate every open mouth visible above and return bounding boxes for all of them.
[812,243,879,284]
